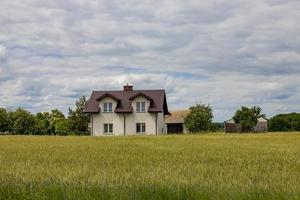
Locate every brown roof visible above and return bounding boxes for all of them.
[84,89,170,115]
[165,110,189,124]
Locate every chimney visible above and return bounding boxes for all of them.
[123,84,133,91]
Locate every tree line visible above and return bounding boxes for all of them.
[184,103,300,133]
[1,99,299,135]
[0,96,89,135]
[183,104,266,133]
[268,113,300,131]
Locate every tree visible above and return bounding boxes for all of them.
[269,113,300,131]
[184,103,214,132]
[68,96,90,135]
[210,122,224,132]
[10,108,36,135]
[54,118,69,135]
[34,112,51,135]
[233,106,265,132]
[49,109,67,135]
[0,108,10,133]
[34,110,70,135]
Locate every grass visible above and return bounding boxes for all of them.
[0,133,299,200]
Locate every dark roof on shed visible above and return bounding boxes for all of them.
[84,89,170,115]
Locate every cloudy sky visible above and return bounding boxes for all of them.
[0,0,300,121]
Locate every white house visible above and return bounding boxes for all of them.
[84,85,170,136]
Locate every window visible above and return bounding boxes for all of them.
[103,102,113,112]
[136,123,146,133]
[104,123,113,134]
[136,102,145,112]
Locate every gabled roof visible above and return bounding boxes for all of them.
[258,117,268,122]
[165,110,189,124]
[84,89,170,115]
[225,119,235,124]
[225,117,268,124]
[128,92,152,101]
[96,93,120,102]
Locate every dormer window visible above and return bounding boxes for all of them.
[136,102,145,112]
[103,102,113,113]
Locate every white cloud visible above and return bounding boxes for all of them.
[0,0,300,121]
[0,45,6,59]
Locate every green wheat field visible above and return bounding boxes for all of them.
[0,133,299,200]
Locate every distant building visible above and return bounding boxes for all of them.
[224,117,268,133]
[165,110,189,133]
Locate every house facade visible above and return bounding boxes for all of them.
[84,85,170,136]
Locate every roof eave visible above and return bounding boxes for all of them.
[129,92,153,101]
[115,110,133,113]
[96,93,120,102]
[83,110,100,113]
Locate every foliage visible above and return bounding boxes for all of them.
[9,108,36,135]
[54,118,69,135]
[0,96,89,135]
[34,112,51,135]
[48,109,67,135]
[0,134,299,199]
[33,117,48,135]
[269,113,300,131]
[210,122,224,132]
[68,96,90,135]
[0,108,10,133]
[233,106,265,132]
[33,110,69,135]
[184,103,214,132]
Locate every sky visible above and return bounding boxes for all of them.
[0,0,300,121]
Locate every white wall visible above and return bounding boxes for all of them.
[157,112,166,134]
[92,97,124,136]
[91,96,165,136]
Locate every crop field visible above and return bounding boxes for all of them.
[0,133,299,200]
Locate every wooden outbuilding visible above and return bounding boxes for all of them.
[224,117,268,133]
[165,110,189,133]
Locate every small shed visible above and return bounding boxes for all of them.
[165,110,189,133]
[225,117,268,133]
[253,117,268,132]
[224,119,242,133]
